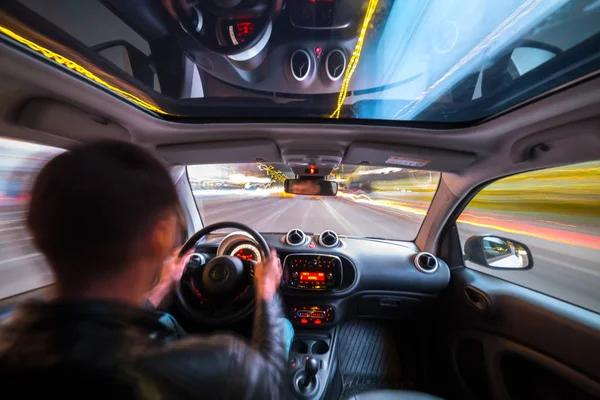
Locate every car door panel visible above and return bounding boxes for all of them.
[442,267,600,399]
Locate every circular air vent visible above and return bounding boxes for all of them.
[286,229,306,246]
[414,252,439,274]
[290,49,311,81]
[326,49,346,81]
[318,230,339,248]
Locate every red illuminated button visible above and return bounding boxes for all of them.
[297,311,311,317]
[311,311,326,318]
[315,319,322,325]
[300,318,308,324]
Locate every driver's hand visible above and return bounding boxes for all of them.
[145,247,193,309]
[254,250,282,301]
[159,247,194,289]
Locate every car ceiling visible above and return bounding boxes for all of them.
[0,39,599,250]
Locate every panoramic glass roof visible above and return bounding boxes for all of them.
[2,0,600,123]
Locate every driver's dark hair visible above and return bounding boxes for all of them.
[27,140,179,284]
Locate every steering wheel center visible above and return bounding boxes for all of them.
[202,256,244,294]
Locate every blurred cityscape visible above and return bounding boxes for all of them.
[0,139,62,298]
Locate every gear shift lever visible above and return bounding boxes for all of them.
[302,357,319,387]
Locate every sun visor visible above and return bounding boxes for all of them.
[18,99,132,142]
[343,142,477,173]
[157,139,281,165]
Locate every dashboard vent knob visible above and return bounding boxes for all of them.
[319,230,339,248]
[326,49,346,81]
[290,49,311,81]
[286,229,306,246]
[414,252,439,274]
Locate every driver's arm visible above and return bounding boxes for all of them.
[131,251,290,399]
[250,250,286,362]
[225,250,289,398]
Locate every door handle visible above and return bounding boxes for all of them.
[464,286,491,314]
[379,298,402,307]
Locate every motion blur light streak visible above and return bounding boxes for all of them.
[538,220,577,228]
[0,25,170,116]
[330,0,379,119]
[337,192,428,216]
[392,0,544,120]
[457,217,600,250]
[338,191,600,250]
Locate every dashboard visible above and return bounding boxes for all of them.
[191,228,450,328]
[169,0,395,96]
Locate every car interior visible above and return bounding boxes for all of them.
[0,0,599,399]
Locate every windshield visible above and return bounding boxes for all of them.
[3,0,600,122]
[189,163,440,240]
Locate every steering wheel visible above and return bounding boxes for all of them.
[169,0,281,57]
[175,222,270,325]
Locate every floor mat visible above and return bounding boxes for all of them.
[336,321,414,397]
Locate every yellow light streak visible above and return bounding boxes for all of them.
[256,163,287,182]
[0,25,171,116]
[329,0,379,119]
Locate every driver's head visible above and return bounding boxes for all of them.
[27,141,180,293]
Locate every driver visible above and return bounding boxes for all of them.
[0,141,292,399]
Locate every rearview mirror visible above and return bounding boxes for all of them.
[92,40,155,88]
[464,235,533,270]
[284,179,338,196]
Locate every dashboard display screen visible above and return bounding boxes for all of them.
[236,21,254,39]
[235,248,255,260]
[300,271,325,282]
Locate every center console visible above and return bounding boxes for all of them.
[283,254,343,290]
[289,329,337,399]
[282,254,348,398]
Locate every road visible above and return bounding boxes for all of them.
[199,194,426,239]
[1,194,598,313]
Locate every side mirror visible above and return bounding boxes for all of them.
[92,40,155,88]
[284,179,338,196]
[464,235,533,270]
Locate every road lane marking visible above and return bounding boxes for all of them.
[0,226,27,232]
[322,198,359,235]
[0,218,27,226]
[0,236,33,245]
[260,197,301,225]
[0,253,42,267]
[301,199,316,229]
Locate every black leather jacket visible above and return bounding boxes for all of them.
[0,295,289,399]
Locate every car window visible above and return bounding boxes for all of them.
[0,137,63,299]
[457,160,600,312]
